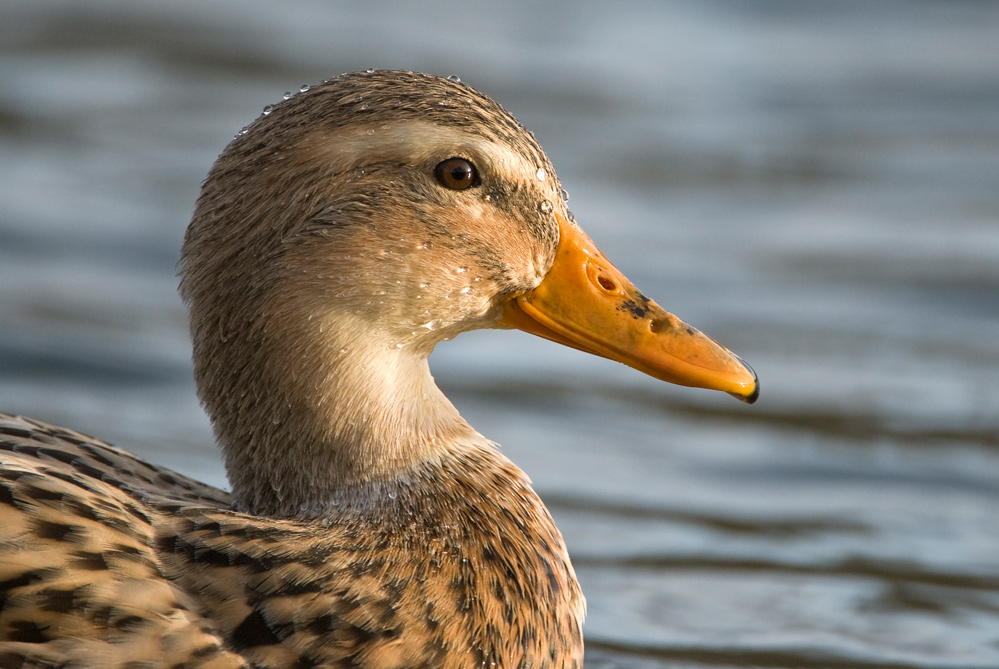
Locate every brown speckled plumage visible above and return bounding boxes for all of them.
[0,70,756,668]
[0,413,580,668]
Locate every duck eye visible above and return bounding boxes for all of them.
[434,157,479,190]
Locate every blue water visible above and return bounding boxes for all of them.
[2,1,998,666]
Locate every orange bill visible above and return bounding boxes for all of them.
[499,213,759,403]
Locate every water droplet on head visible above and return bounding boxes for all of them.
[539,200,554,215]
[261,104,274,115]
[561,187,570,202]
[321,517,332,528]
[447,75,461,83]
[536,168,547,182]
[299,84,310,93]
[460,286,472,294]
[366,128,375,136]
[353,167,365,179]
[388,491,398,499]
[456,267,467,274]
[283,91,293,100]
[365,68,376,74]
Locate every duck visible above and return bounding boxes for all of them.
[0,70,757,668]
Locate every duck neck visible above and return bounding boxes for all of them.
[213,309,487,518]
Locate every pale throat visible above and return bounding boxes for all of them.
[315,336,476,474]
[247,303,486,497]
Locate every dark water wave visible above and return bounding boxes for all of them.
[585,639,987,669]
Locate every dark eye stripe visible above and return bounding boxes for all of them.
[434,158,479,190]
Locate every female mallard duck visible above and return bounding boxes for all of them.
[0,70,757,668]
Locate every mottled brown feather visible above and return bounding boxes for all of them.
[0,413,582,667]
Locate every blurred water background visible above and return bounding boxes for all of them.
[2,1,998,667]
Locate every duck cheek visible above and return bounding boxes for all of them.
[434,284,494,328]
[402,281,503,343]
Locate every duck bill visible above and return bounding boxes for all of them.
[499,214,758,403]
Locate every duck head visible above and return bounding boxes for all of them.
[180,70,756,517]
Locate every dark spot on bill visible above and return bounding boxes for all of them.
[619,300,647,319]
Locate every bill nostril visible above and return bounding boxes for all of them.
[596,275,616,292]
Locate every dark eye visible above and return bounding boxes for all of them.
[434,157,479,190]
